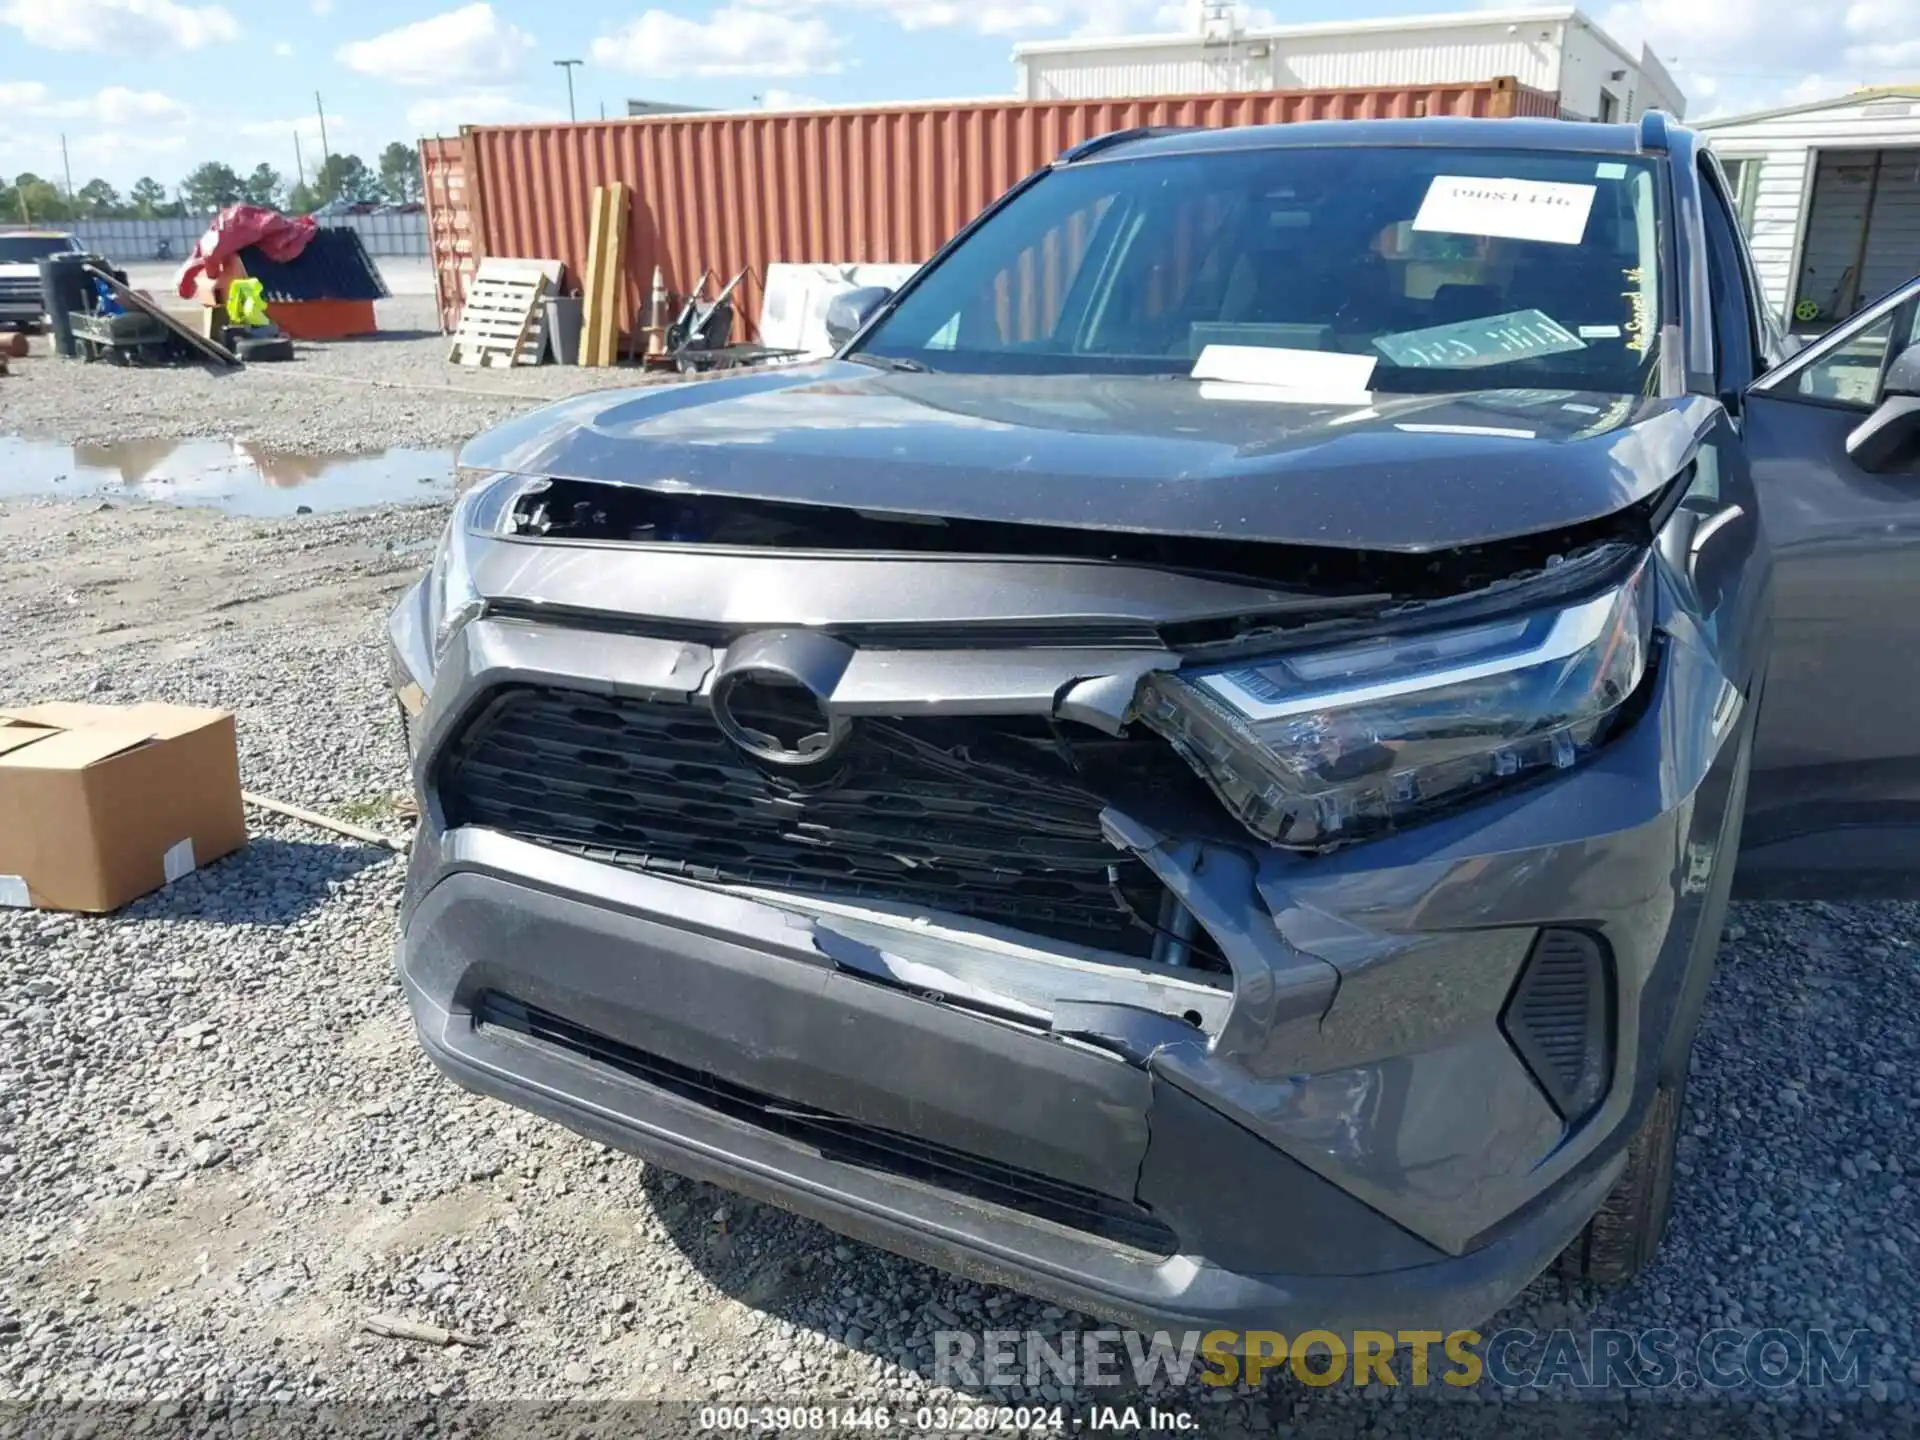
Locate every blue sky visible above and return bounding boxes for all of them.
[1,0,1909,192]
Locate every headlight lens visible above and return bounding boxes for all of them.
[426,520,482,664]
[424,473,536,662]
[1136,558,1654,850]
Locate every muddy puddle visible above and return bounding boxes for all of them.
[0,437,456,516]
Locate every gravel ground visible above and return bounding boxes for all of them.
[0,385,1916,1435]
[2,291,674,453]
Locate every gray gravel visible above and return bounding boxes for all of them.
[1,291,674,454]
[0,446,1915,1431]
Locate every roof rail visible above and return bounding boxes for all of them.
[1056,126,1192,164]
[1638,110,1671,154]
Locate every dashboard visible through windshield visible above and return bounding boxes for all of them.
[855,144,1665,395]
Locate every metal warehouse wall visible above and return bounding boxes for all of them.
[1018,24,1569,103]
[434,78,1558,339]
[58,214,427,263]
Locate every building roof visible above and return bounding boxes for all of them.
[1696,85,1920,130]
[1012,6,1587,57]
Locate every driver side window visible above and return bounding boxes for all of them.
[1789,302,1920,408]
[1792,314,1899,407]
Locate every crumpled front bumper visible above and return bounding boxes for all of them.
[386,526,1756,1331]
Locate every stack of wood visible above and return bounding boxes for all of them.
[580,182,631,368]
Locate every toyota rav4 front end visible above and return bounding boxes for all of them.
[388,117,1788,1333]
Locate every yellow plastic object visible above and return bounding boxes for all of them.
[225,277,271,328]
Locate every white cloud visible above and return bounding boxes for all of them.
[237,114,347,143]
[405,91,565,134]
[592,5,843,77]
[338,3,535,87]
[0,0,237,52]
[737,0,1216,40]
[0,82,190,124]
[311,0,333,11]
[758,88,829,108]
[1600,0,1920,117]
[273,39,292,55]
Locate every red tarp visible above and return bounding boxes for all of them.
[175,205,318,299]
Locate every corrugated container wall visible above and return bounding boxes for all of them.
[421,137,479,337]
[435,80,1558,338]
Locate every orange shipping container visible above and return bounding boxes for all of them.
[429,77,1560,341]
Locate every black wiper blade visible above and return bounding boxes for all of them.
[849,353,936,374]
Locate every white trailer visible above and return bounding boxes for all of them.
[1703,89,1920,328]
[1012,5,1684,123]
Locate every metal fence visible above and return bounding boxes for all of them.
[38,213,429,262]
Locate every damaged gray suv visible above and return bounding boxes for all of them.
[389,112,1920,1333]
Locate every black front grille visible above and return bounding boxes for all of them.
[477,993,1178,1255]
[439,686,1175,956]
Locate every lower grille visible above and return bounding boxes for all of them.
[438,686,1177,956]
[477,993,1179,1256]
[1501,929,1612,1120]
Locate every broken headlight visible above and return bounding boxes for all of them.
[1137,558,1654,849]
[425,473,536,662]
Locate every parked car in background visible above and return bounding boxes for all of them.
[0,230,78,330]
[388,112,1920,1334]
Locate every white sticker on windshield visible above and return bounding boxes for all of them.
[1579,324,1624,339]
[1413,176,1598,246]
[1192,344,1377,392]
[1596,162,1629,180]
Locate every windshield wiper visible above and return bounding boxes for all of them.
[849,353,936,374]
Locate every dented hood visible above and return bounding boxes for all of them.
[460,363,1712,553]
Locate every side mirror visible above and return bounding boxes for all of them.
[1847,348,1920,471]
[824,286,893,349]
[1884,345,1920,398]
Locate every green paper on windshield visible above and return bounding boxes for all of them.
[1374,310,1587,370]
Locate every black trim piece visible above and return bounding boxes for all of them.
[481,599,1170,652]
[475,992,1180,1256]
[1500,928,1614,1122]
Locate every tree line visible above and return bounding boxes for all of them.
[3,142,424,224]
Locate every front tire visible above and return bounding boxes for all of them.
[1559,1078,1684,1283]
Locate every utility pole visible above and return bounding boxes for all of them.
[314,91,332,172]
[554,59,582,123]
[294,130,306,190]
[59,133,75,214]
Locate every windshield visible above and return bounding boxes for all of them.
[0,235,75,264]
[857,145,1665,395]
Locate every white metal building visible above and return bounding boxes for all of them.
[1702,89,1920,328]
[1012,6,1685,123]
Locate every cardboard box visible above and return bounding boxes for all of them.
[0,702,247,912]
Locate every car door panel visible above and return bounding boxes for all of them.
[1738,278,1920,897]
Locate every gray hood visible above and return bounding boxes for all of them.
[460,363,1713,553]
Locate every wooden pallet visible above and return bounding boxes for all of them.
[447,267,546,367]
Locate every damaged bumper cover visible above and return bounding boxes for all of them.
[387,505,1755,1331]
